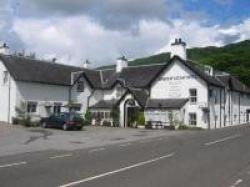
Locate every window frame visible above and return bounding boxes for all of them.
[189,88,197,104]
[27,101,37,113]
[189,113,197,126]
[53,103,62,114]
[76,79,84,92]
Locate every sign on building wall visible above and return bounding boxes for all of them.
[159,75,198,98]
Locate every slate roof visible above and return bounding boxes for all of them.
[145,98,189,109]
[0,55,83,86]
[89,99,118,109]
[216,75,250,93]
[127,88,149,107]
[147,56,224,88]
[1,54,245,92]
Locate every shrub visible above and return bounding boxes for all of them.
[137,112,145,126]
[20,115,32,127]
[102,120,112,127]
[178,125,189,130]
[111,107,120,122]
[12,117,20,125]
[84,110,92,126]
[145,121,152,129]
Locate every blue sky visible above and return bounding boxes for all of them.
[182,0,250,25]
[0,0,249,66]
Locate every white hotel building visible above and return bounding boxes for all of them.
[0,39,250,129]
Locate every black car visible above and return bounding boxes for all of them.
[41,112,83,130]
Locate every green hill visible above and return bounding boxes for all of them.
[98,40,250,86]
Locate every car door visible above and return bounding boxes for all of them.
[47,115,57,127]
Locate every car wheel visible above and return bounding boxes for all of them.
[42,122,47,128]
[77,126,83,131]
[63,124,68,131]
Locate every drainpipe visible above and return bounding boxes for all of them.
[223,89,227,127]
[7,74,11,123]
[220,89,222,128]
[207,86,211,130]
[239,93,241,125]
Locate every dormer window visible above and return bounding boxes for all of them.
[3,71,9,84]
[76,79,84,92]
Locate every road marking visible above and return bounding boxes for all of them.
[89,147,105,153]
[204,134,241,146]
[49,154,73,159]
[119,143,131,147]
[230,179,243,187]
[60,152,175,187]
[0,161,27,168]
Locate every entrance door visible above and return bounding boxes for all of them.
[247,110,250,123]
[127,107,140,128]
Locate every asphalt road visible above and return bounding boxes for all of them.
[1,125,250,187]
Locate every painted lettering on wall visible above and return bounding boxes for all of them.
[159,75,197,81]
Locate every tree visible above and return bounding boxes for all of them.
[15,101,31,127]
[137,112,145,126]
[84,109,92,125]
[111,106,120,127]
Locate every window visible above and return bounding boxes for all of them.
[76,79,84,92]
[104,112,110,119]
[189,89,197,104]
[3,71,9,84]
[53,103,61,114]
[189,113,197,126]
[209,89,213,98]
[27,102,37,113]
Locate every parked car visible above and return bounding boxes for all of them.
[40,112,83,130]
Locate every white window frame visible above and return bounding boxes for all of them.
[27,101,37,113]
[189,89,197,104]
[189,113,197,126]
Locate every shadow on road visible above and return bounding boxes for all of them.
[24,129,53,145]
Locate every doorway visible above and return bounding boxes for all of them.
[246,110,250,123]
[127,107,140,127]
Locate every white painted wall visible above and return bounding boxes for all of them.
[150,59,209,128]
[15,81,70,119]
[0,60,17,122]
[70,77,92,115]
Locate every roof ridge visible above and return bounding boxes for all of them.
[7,55,84,70]
[126,63,165,69]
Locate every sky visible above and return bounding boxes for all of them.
[0,0,249,67]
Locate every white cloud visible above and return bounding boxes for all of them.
[12,16,250,67]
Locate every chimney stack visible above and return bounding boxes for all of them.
[116,56,128,73]
[0,43,10,55]
[83,59,90,69]
[170,38,187,60]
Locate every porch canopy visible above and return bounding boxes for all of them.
[145,98,188,109]
[89,99,119,109]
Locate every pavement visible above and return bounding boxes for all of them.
[0,123,250,187]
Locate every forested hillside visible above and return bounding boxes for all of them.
[99,40,250,86]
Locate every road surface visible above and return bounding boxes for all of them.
[0,125,250,187]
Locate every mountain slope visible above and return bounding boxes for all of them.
[98,40,250,86]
